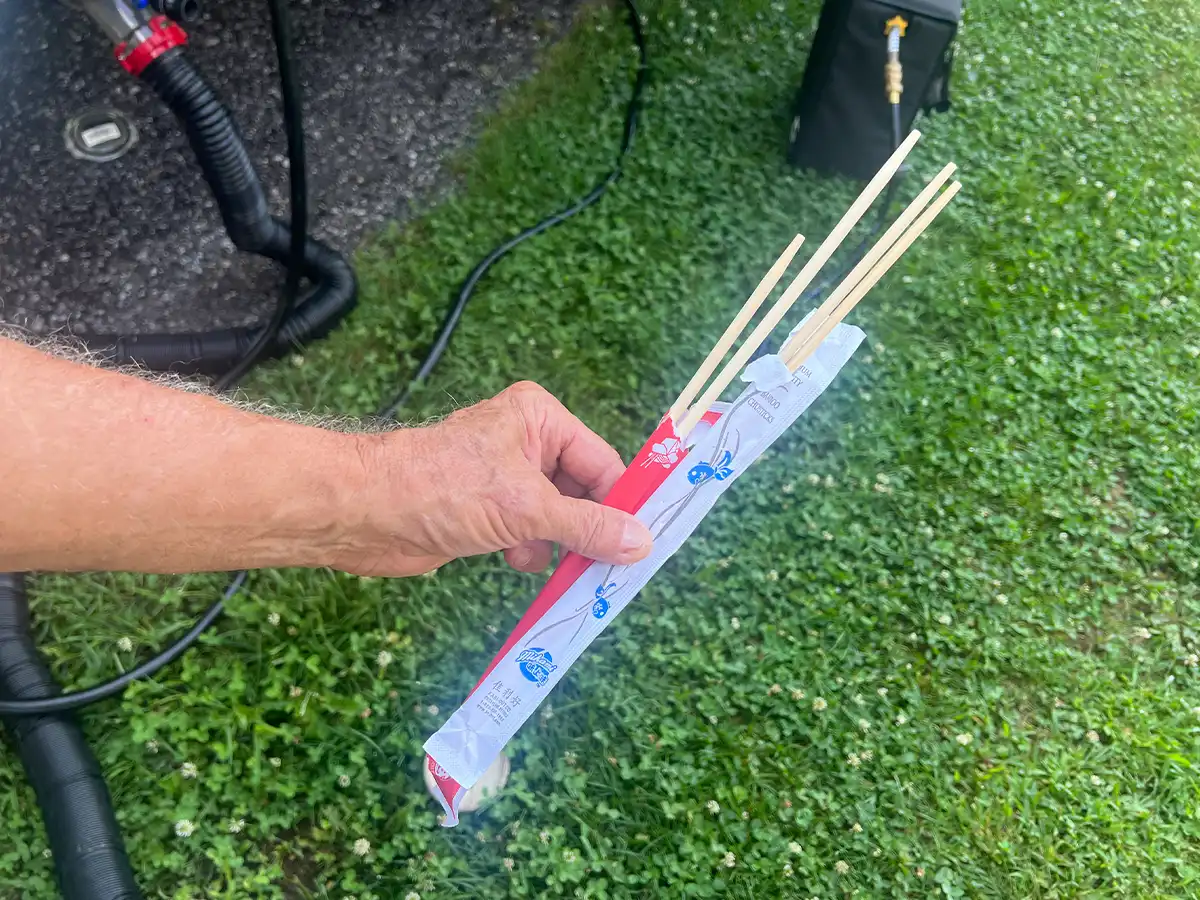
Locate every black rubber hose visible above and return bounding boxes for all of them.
[80,47,355,376]
[377,0,647,419]
[0,573,141,899]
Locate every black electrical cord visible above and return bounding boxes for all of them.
[214,0,308,393]
[379,0,647,420]
[0,574,245,716]
[0,0,646,715]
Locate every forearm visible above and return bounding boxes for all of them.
[0,337,368,574]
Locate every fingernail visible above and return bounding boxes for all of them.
[513,546,533,569]
[619,520,652,559]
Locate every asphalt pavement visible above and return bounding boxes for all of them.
[0,0,580,335]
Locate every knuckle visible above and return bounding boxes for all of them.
[509,380,545,396]
[580,508,612,552]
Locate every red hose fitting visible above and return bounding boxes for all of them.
[115,16,188,76]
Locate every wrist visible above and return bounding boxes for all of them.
[260,426,385,570]
[301,428,404,572]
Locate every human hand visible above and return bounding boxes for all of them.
[330,382,654,577]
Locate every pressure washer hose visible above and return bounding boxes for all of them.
[80,26,356,375]
[0,573,141,899]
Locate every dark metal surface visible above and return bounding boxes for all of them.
[0,0,580,335]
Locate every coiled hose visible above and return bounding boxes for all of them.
[81,47,356,375]
[0,573,141,900]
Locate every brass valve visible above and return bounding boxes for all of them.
[884,16,908,105]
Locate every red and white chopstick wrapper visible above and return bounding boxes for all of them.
[424,325,865,825]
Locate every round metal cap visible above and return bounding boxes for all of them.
[64,108,138,163]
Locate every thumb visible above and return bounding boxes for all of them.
[538,493,654,565]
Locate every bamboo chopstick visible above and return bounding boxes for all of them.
[675,129,923,440]
[778,162,957,369]
[667,234,806,426]
[782,181,962,371]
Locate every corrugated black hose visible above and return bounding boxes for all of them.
[0,573,141,899]
[80,47,356,375]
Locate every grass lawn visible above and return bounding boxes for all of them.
[4,0,1200,896]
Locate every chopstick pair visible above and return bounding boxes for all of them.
[669,130,959,441]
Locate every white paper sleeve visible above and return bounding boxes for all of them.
[424,324,865,791]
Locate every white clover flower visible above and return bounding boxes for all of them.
[1134,627,1152,640]
[427,705,439,716]
[766,570,779,582]
[788,841,802,854]
[267,611,281,626]
[859,718,871,732]
[847,752,861,767]
[722,851,736,868]
[851,822,863,833]
[835,860,850,874]
[877,688,888,697]
[896,713,908,725]
[1086,730,1100,743]
[791,689,806,701]
[338,774,351,788]
[145,740,159,754]
[180,762,198,779]
[860,749,874,762]
[1090,774,1103,786]
[807,473,821,485]
[269,757,282,768]
[503,857,515,871]
[730,617,741,630]
[853,693,865,706]
[117,636,133,653]
[563,849,579,863]
[707,800,720,814]
[229,818,245,833]
[539,830,551,843]
[377,650,393,668]
[404,893,420,900]
[783,862,794,877]
[768,684,783,695]
[812,697,827,712]
[353,838,370,857]
[175,819,195,838]
[956,733,973,746]
[938,614,953,626]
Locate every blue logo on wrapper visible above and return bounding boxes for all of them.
[516,648,558,686]
[687,449,735,486]
[592,582,616,619]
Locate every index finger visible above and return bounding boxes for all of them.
[509,384,627,502]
